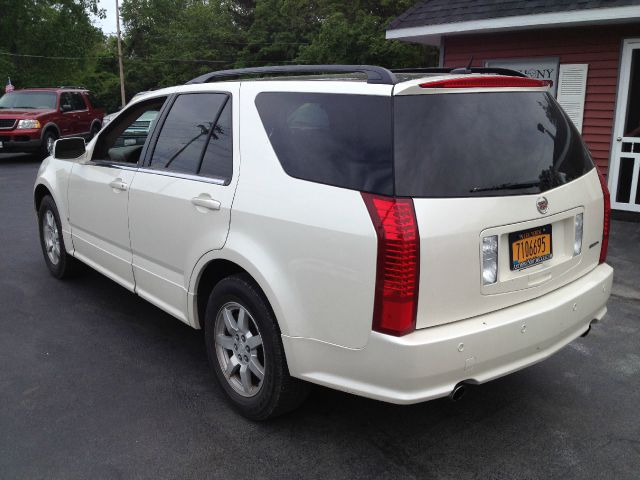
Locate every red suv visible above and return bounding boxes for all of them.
[0,87,104,158]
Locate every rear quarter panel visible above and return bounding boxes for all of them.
[223,81,392,349]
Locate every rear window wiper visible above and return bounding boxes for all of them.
[470,181,539,193]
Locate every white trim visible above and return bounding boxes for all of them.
[609,38,640,213]
[386,6,640,45]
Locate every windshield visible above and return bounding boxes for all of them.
[0,92,57,110]
[394,91,594,197]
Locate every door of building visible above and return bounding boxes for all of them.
[610,38,640,212]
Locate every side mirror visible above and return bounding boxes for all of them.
[60,104,72,112]
[53,137,86,160]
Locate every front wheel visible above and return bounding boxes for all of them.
[38,195,79,279]
[204,274,309,420]
[40,129,58,159]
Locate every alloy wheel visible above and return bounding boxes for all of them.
[42,210,60,265]
[214,302,265,397]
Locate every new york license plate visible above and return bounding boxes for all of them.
[509,224,553,271]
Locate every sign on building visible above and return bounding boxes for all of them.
[485,58,560,97]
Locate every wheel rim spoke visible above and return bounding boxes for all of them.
[239,365,252,393]
[236,308,248,333]
[224,356,240,378]
[246,334,262,349]
[248,357,264,380]
[222,307,237,333]
[216,334,236,351]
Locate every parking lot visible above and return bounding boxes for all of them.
[1,154,639,480]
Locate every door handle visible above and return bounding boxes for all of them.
[109,179,128,191]
[191,195,221,211]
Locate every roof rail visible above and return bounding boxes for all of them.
[186,65,398,85]
[392,67,528,78]
[58,85,87,90]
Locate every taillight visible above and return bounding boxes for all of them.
[596,167,611,264]
[362,193,419,336]
[419,76,552,89]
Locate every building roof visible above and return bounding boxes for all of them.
[387,0,640,45]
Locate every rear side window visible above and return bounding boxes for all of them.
[255,92,393,195]
[150,93,230,177]
[394,92,594,197]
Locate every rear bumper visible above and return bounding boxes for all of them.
[283,263,613,404]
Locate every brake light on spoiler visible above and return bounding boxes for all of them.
[362,194,420,336]
[419,76,552,89]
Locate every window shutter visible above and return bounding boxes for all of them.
[556,64,588,133]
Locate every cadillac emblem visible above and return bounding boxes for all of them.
[536,196,549,214]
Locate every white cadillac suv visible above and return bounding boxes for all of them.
[33,65,613,420]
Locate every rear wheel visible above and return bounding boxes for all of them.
[204,274,309,420]
[37,195,79,279]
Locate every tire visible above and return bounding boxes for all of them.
[40,129,58,159]
[204,274,310,420]
[37,195,79,279]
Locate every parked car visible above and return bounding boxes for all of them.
[101,91,152,129]
[0,87,104,158]
[33,65,613,420]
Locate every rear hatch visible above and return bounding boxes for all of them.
[393,77,605,329]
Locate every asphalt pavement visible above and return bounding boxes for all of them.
[1,154,639,480]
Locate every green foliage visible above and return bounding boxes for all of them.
[1,0,436,113]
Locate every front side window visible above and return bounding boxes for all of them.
[92,97,167,164]
[70,93,86,111]
[149,93,231,179]
[60,93,73,111]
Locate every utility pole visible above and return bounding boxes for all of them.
[115,0,126,108]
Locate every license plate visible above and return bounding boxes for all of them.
[509,224,553,271]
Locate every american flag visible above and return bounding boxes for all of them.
[5,77,14,93]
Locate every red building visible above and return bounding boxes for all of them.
[387,1,640,213]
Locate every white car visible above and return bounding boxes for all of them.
[34,65,613,420]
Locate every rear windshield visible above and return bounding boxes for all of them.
[394,92,594,197]
[256,90,594,197]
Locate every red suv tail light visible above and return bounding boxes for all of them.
[596,167,611,264]
[362,193,420,336]
[419,76,552,89]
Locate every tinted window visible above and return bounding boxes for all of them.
[150,93,227,174]
[199,99,232,182]
[255,92,393,195]
[60,93,73,110]
[394,92,594,197]
[70,93,86,110]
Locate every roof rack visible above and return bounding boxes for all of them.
[391,67,528,78]
[57,85,87,90]
[186,65,398,85]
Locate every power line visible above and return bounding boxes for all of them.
[0,50,306,65]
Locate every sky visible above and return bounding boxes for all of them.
[94,0,119,35]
